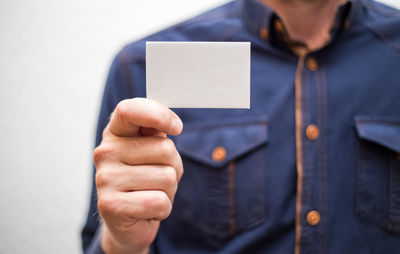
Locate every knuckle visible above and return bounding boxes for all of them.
[176,155,184,181]
[95,169,120,188]
[93,146,106,164]
[98,195,119,218]
[93,143,114,164]
[95,170,109,188]
[155,193,172,220]
[178,167,184,183]
[160,167,177,189]
[102,125,111,139]
[179,169,184,182]
[143,193,171,220]
[159,138,176,157]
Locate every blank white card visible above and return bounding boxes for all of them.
[146,41,250,108]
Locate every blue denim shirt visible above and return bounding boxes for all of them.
[82,0,400,253]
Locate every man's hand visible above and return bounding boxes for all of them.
[93,98,184,254]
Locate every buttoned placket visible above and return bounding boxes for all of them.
[239,1,353,253]
[295,50,329,254]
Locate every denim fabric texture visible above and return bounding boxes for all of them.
[82,0,400,253]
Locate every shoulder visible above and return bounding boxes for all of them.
[360,0,400,52]
[116,1,243,65]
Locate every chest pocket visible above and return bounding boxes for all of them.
[166,116,268,239]
[355,115,400,235]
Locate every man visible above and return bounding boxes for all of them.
[82,0,400,253]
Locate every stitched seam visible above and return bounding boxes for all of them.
[228,162,237,237]
[353,0,400,54]
[295,52,306,254]
[318,66,329,254]
[363,23,400,54]
[302,63,311,254]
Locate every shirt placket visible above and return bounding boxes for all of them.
[295,51,328,254]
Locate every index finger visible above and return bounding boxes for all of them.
[107,98,183,137]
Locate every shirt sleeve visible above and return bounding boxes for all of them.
[81,48,135,253]
[85,227,105,254]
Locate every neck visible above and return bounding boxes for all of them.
[262,0,347,51]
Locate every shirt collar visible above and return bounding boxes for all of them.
[240,0,360,47]
[240,0,275,41]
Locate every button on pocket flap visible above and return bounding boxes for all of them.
[174,116,268,167]
[355,115,400,153]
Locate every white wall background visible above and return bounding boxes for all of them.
[0,0,398,253]
[0,1,229,253]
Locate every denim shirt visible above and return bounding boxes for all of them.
[82,0,400,253]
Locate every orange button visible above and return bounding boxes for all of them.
[260,27,268,41]
[306,124,320,141]
[307,210,321,226]
[212,146,227,162]
[306,56,318,71]
[274,19,284,33]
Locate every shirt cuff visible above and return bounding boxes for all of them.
[85,227,105,254]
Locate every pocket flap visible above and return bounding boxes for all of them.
[354,115,400,153]
[173,116,268,167]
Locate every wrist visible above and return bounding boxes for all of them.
[101,224,149,254]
